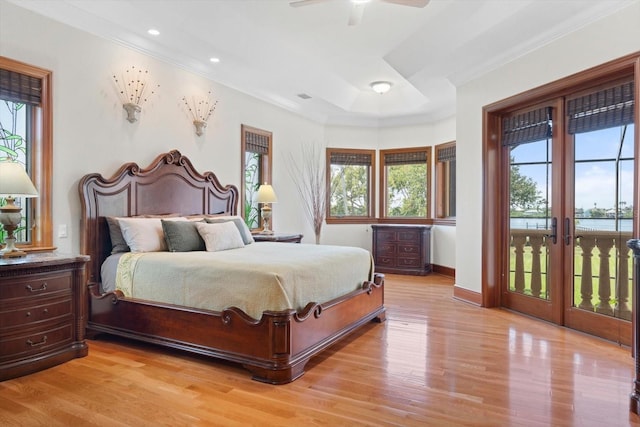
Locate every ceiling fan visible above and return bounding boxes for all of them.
[289,0,430,26]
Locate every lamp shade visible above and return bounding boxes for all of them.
[0,162,38,197]
[255,184,278,204]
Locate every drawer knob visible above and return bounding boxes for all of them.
[43,308,49,314]
[26,336,48,347]
[26,311,31,317]
[26,283,48,292]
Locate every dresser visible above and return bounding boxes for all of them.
[0,253,89,381]
[371,225,432,275]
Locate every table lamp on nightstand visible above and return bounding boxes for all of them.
[0,161,38,258]
[255,183,278,235]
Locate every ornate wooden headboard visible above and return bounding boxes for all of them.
[78,149,239,285]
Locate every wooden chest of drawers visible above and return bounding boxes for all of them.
[0,253,89,381]
[371,225,432,276]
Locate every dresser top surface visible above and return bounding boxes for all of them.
[0,252,89,269]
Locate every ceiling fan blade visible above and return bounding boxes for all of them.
[381,0,430,7]
[289,0,330,7]
[348,3,366,26]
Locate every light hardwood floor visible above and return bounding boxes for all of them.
[2,273,640,426]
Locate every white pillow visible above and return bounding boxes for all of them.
[196,221,245,252]
[204,215,255,244]
[118,217,186,252]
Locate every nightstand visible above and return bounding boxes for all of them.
[253,233,303,243]
[0,252,89,381]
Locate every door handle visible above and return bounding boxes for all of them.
[545,217,557,244]
[564,217,571,246]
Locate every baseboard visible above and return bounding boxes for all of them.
[453,285,482,306]
[432,264,455,278]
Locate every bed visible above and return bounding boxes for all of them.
[79,149,385,384]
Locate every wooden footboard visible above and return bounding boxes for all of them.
[87,273,385,384]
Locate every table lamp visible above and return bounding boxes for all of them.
[255,183,278,235]
[0,162,38,258]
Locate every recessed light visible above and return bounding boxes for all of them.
[147,29,160,36]
[370,81,392,94]
[210,57,220,63]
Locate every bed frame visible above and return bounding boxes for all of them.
[79,149,385,384]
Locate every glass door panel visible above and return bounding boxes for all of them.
[571,125,634,321]
[506,137,556,321]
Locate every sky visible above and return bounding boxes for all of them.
[511,124,635,211]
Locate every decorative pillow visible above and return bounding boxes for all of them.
[162,219,206,252]
[205,216,255,244]
[195,221,245,252]
[117,217,185,252]
[106,217,130,253]
[106,213,181,253]
[185,212,227,220]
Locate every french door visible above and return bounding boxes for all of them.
[501,79,635,345]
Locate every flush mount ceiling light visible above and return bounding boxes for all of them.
[147,29,160,36]
[209,57,220,63]
[370,81,392,94]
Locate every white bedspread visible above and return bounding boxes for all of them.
[113,242,374,319]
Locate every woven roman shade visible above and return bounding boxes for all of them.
[0,68,42,105]
[384,150,427,165]
[567,80,634,134]
[330,152,372,166]
[244,130,270,154]
[502,107,552,146]
[436,145,456,162]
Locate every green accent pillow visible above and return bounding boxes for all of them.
[161,220,206,252]
[106,216,130,253]
[205,216,254,244]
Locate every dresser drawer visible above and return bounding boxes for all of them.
[376,230,398,243]
[0,298,73,330]
[0,323,73,361]
[0,272,72,300]
[397,230,421,241]
[397,244,420,258]
[376,242,397,256]
[397,257,422,268]
[376,256,396,268]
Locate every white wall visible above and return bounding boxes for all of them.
[0,0,456,266]
[455,1,640,293]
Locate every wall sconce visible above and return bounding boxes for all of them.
[182,91,219,136]
[113,66,159,123]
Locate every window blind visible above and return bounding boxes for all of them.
[384,150,427,165]
[502,107,552,146]
[330,152,372,166]
[0,69,42,105]
[244,130,270,154]
[567,80,634,134]
[436,145,456,162]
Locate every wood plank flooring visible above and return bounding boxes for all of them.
[2,273,640,426]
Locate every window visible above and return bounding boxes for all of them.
[326,148,375,223]
[379,147,431,221]
[435,141,456,221]
[0,56,53,250]
[241,125,272,231]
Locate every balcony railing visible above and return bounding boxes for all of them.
[510,229,632,320]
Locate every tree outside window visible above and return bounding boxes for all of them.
[326,148,375,223]
[380,147,431,221]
